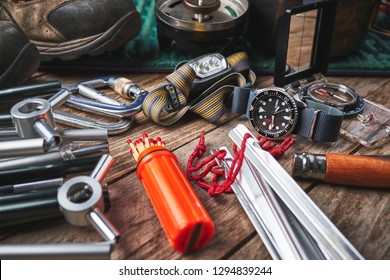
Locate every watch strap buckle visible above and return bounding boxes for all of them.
[308,109,321,141]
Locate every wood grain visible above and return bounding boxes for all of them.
[1,57,389,260]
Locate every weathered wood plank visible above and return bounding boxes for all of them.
[1,69,389,259]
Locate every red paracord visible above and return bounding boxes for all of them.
[187,131,295,196]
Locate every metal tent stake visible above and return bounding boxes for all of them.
[217,124,363,260]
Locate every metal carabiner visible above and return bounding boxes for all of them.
[53,110,133,136]
[63,76,149,118]
[51,76,144,133]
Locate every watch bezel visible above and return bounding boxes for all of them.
[249,87,299,140]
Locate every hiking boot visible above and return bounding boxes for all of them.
[0,20,40,87]
[0,0,141,60]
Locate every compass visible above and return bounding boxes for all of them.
[299,82,364,116]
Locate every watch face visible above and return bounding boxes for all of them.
[305,82,357,107]
[249,88,299,139]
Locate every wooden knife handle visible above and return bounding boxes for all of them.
[325,153,390,187]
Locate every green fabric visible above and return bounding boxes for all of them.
[41,0,390,76]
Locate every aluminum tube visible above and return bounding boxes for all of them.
[0,145,106,172]
[0,241,113,260]
[0,189,58,204]
[0,81,61,102]
[0,155,101,185]
[0,128,18,139]
[229,124,364,260]
[33,120,61,148]
[87,208,120,242]
[0,114,13,126]
[0,138,47,158]
[59,128,108,142]
[0,149,64,171]
[0,178,63,195]
[90,154,115,183]
[0,197,60,221]
[0,212,62,228]
[12,178,64,193]
[1,127,109,141]
[48,88,71,109]
[71,144,109,158]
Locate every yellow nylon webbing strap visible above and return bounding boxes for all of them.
[142,52,255,126]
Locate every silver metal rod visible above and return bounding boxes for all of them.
[90,154,115,183]
[0,138,48,158]
[0,241,114,260]
[87,208,120,242]
[33,119,61,148]
[0,128,19,140]
[12,178,64,193]
[48,88,71,109]
[229,124,364,260]
[71,144,109,158]
[59,128,108,142]
[0,145,106,172]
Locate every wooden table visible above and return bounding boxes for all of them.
[0,68,389,260]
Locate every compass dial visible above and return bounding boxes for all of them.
[249,88,299,139]
[306,82,357,106]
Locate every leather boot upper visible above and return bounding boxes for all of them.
[0,0,138,43]
[0,20,31,74]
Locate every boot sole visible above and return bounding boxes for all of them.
[0,42,40,87]
[34,11,141,61]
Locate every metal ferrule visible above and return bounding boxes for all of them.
[10,98,56,139]
[0,241,114,260]
[108,77,148,100]
[57,176,104,227]
[292,153,327,180]
[0,138,48,158]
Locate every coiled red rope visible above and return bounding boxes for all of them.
[187,131,295,196]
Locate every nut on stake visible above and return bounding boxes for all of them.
[127,134,214,253]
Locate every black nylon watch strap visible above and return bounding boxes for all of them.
[293,99,344,142]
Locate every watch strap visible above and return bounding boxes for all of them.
[293,99,344,142]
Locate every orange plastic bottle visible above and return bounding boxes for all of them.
[136,145,214,253]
